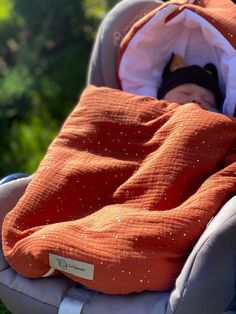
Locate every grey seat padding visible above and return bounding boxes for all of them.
[87,0,163,89]
[166,196,236,314]
[0,267,74,314]
[0,176,32,236]
[0,177,32,272]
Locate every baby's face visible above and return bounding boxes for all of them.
[163,83,215,110]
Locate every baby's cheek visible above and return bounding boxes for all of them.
[174,96,188,105]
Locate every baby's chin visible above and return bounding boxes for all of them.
[177,101,217,112]
[208,107,220,113]
[197,104,218,112]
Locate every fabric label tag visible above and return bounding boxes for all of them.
[49,253,94,280]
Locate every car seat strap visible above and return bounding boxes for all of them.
[59,296,85,314]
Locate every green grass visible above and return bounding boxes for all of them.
[0,301,11,314]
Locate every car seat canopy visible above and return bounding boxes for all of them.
[118,0,236,115]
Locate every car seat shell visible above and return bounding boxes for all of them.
[1,0,236,312]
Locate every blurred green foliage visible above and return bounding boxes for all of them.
[0,300,10,314]
[0,303,10,314]
[0,0,108,176]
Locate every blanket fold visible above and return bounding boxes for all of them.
[3,85,236,294]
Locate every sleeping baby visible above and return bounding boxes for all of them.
[157,53,222,112]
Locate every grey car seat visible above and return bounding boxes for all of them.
[0,0,236,313]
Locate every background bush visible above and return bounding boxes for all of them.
[0,0,109,177]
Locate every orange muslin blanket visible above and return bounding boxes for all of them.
[3,86,236,294]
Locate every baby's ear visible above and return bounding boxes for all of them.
[162,53,188,79]
[204,63,219,82]
[170,54,188,72]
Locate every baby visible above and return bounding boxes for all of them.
[157,53,222,112]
